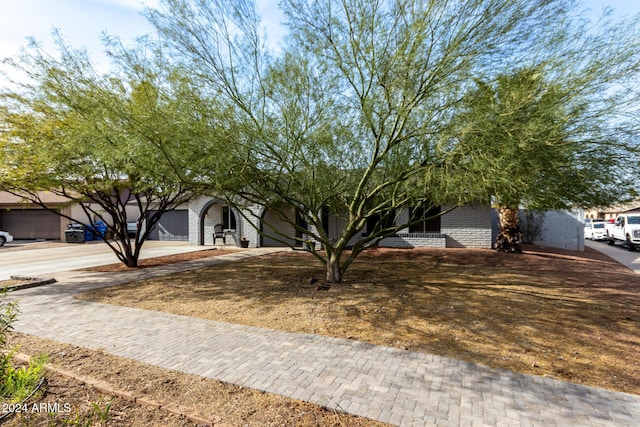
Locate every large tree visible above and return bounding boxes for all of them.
[148,0,572,283]
[0,36,222,266]
[448,15,640,252]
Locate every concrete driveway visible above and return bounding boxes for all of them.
[585,238,640,274]
[0,240,210,280]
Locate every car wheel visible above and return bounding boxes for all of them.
[627,236,636,251]
[0,236,5,246]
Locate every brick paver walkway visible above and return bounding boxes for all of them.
[9,249,640,426]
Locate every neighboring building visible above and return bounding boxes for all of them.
[0,192,71,240]
[584,201,640,221]
[518,209,584,252]
[0,191,188,242]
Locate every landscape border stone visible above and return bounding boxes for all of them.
[6,276,57,291]
[12,352,230,427]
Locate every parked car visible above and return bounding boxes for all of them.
[584,221,606,241]
[0,230,14,246]
[605,214,640,250]
[127,222,138,237]
[584,218,604,225]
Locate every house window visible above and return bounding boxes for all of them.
[321,206,330,235]
[365,210,396,236]
[222,206,236,230]
[409,205,441,233]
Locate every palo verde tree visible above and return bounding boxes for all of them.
[0,36,222,267]
[448,14,640,252]
[147,0,597,283]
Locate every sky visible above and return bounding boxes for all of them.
[0,0,638,73]
[0,0,286,73]
[0,0,158,60]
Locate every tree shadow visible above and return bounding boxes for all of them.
[76,247,640,395]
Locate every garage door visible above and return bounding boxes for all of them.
[1,209,61,239]
[147,210,189,241]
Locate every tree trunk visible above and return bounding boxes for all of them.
[495,206,523,253]
[122,239,139,268]
[125,257,139,268]
[325,253,343,283]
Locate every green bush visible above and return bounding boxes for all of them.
[0,287,48,404]
[0,287,18,347]
[1,353,48,402]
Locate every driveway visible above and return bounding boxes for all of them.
[585,238,640,274]
[0,240,210,280]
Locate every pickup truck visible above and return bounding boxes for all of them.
[605,214,640,251]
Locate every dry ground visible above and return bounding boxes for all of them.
[6,333,380,426]
[77,245,640,395]
[5,243,640,426]
[5,247,384,426]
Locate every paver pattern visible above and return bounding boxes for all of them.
[10,249,640,426]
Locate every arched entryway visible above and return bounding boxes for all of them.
[198,199,241,246]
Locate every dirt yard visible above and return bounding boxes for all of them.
[6,333,381,426]
[6,244,640,425]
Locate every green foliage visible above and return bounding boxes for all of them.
[146,0,640,280]
[449,62,640,212]
[0,353,48,403]
[447,37,640,251]
[0,35,225,267]
[89,398,113,424]
[0,288,18,349]
[0,289,19,392]
[3,0,639,279]
[149,0,574,281]
[42,397,113,426]
[0,289,48,408]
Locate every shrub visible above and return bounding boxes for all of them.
[0,288,48,405]
[1,353,48,402]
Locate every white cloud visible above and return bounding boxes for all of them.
[0,0,160,87]
[0,0,155,61]
[102,0,161,12]
[255,0,286,50]
[1,1,636,78]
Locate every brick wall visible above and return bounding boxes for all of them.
[345,204,492,249]
[378,234,447,248]
[441,204,493,248]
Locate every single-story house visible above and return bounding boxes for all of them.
[1,191,493,248]
[188,196,494,249]
[5,190,592,252]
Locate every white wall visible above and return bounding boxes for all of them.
[442,204,493,248]
[519,210,584,251]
